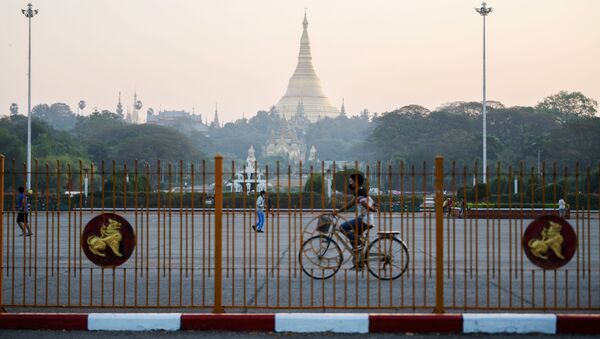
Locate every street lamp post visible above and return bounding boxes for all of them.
[476,2,492,184]
[22,3,38,190]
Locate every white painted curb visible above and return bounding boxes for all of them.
[275,313,369,333]
[88,313,181,331]
[463,313,557,334]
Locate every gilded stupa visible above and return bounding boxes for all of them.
[274,12,339,122]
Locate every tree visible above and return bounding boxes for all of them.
[248,110,282,132]
[72,110,125,142]
[545,117,600,168]
[536,91,598,123]
[101,124,205,165]
[0,119,24,163]
[208,117,266,160]
[0,114,90,189]
[486,107,556,167]
[304,115,372,161]
[435,101,504,117]
[32,103,77,131]
[395,104,431,117]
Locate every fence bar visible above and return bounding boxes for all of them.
[213,154,224,313]
[0,155,4,311]
[434,155,444,313]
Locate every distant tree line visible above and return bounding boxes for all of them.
[1,90,598,180]
[367,91,599,170]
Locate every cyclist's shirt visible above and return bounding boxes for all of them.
[357,195,375,226]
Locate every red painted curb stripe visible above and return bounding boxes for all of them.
[369,314,462,333]
[181,314,275,331]
[556,314,600,334]
[0,313,88,330]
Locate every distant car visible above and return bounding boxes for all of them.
[420,195,436,210]
[64,190,82,197]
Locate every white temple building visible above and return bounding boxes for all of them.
[274,12,339,122]
[226,145,268,194]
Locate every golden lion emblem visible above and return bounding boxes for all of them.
[87,218,123,257]
[528,221,565,260]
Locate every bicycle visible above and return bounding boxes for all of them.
[298,212,410,280]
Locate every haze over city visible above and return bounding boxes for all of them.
[1,0,599,123]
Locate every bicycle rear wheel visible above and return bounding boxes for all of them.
[366,236,409,280]
[299,235,343,279]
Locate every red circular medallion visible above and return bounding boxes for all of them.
[522,215,577,269]
[81,213,136,267]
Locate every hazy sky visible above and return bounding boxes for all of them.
[1,0,599,123]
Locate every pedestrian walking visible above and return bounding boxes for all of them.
[252,190,266,233]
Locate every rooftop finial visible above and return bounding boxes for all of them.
[303,8,308,28]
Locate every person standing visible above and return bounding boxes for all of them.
[16,186,32,236]
[253,190,266,233]
[558,197,566,218]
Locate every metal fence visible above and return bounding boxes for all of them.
[1,154,599,312]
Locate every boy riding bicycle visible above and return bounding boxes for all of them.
[332,173,377,251]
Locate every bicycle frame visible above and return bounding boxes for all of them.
[322,214,401,269]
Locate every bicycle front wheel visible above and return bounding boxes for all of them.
[366,236,409,280]
[299,235,343,280]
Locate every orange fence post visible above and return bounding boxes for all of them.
[213,154,224,313]
[434,155,444,313]
[0,154,4,312]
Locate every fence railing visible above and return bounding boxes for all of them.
[1,154,598,312]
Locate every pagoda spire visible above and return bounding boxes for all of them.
[212,103,220,128]
[340,98,346,116]
[116,92,124,117]
[274,11,339,122]
[296,10,315,78]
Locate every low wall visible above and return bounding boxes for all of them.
[451,207,570,219]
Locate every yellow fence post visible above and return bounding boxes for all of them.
[213,154,224,313]
[0,155,4,312]
[434,155,444,313]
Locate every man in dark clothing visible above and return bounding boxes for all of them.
[16,186,32,236]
